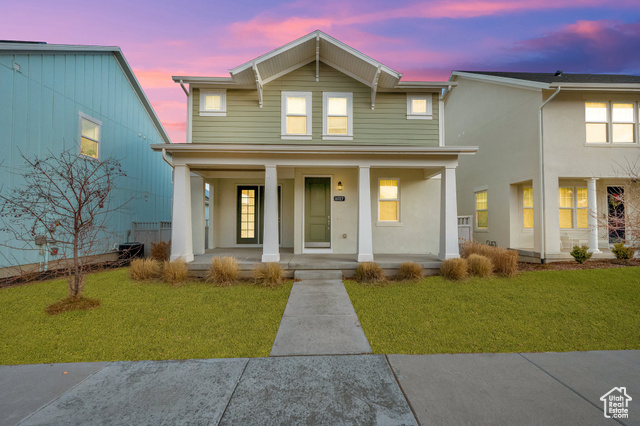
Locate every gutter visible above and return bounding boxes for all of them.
[538,86,561,263]
[162,148,174,168]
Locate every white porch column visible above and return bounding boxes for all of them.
[207,182,215,249]
[586,178,601,253]
[357,166,374,262]
[171,165,194,262]
[191,175,205,256]
[439,167,460,260]
[262,165,280,262]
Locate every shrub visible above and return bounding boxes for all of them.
[354,262,385,283]
[130,258,161,281]
[207,257,239,285]
[440,258,468,281]
[612,243,635,260]
[461,241,518,277]
[570,245,592,264]
[162,259,189,284]
[467,254,493,278]
[254,262,283,287]
[397,262,423,281]
[150,241,171,262]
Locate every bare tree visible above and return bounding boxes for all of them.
[0,150,128,297]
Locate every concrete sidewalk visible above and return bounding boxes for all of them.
[1,350,637,426]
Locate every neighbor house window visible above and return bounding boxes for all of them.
[559,187,588,229]
[475,191,488,229]
[79,113,101,159]
[281,91,312,139]
[586,101,637,144]
[378,179,399,222]
[407,94,432,119]
[200,90,226,116]
[323,92,353,140]
[523,187,533,229]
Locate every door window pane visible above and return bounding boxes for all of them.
[240,189,256,239]
[523,209,534,229]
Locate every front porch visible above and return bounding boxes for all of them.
[188,248,442,278]
[515,247,617,263]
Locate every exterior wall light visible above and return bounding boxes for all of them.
[337,181,343,191]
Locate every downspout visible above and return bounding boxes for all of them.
[162,148,174,168]
[538,86,561,263]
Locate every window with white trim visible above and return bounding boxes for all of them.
[559,187,588,229]
[281,91,312,139]
[378,179,399,222]
[323,92,353,140]
[79,113,101,159]
[585,101,637,144]
[523,187,533,229]
[200,90,226,116]
[407,94,432,119]
[475,190,488,229]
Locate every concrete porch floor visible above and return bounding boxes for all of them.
[189,248,441,277]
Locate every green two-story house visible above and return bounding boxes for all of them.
[153,31,476,263]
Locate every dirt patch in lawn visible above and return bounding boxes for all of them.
[519,258,640,272]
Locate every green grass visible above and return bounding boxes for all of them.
[0,268,292,365]
[345,267,640,354]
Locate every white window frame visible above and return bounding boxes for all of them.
[475,190,488,231]
[323,92,353,141]
[199,90,226,116]
[585,101,639,145]
[378,178,400,223]
[281,91,312,140]
[78,112,101,160]
[407,94,433,120]
[559,186,588,229]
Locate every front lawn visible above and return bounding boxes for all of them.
[0,268,292,365]
[345,267,640,354]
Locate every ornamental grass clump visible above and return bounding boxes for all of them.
[570,245,592,264]
[354,262,385,283]
[397,262,423,281]
[207,256,239,285]
[467,254,493,278]
[130,258,161,281]
[440,258,468,281]
[612,243,635,260]
[461,241,518,277]
[162,259,189,284]
[150,241,171,261]
[253,262,283,287]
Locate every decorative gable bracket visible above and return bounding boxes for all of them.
[252,62,263,108]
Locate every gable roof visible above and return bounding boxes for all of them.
[0,42,171,144]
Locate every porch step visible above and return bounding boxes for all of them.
[294,270,343,280]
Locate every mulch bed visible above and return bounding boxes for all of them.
[519,258,640,272]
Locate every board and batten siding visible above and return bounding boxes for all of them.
[191,62,439,146]
[0,51,173,268]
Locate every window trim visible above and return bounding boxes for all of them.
[199,89,227,116]
[323,92,353,141]
[475,190,488,231]
[281,91,312,140]
[559,186,589,229]
[407,94,433,120]
[78,112,101,160]
[585,101,639,145]
[377,178,400,223]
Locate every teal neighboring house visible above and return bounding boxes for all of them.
[0,41,172,273]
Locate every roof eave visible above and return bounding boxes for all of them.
[451,71,550,90]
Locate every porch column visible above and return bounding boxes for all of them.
[207,182,215,249]
[191,174,205,256]
[357,166,374,262]
[439,167,460,260]
[170,165,194,262]
[586,178,601,253]
[262,165,280,262]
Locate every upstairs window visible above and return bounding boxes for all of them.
[475,190,488,229]
[378,179,399,222]
[586,101,637,144]
[281,92,312,140]
[200,90,226,116]
[407,94,432,119]
[79,113,100,159]
[323,92,353,140]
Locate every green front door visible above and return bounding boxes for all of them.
[304,177,331,248]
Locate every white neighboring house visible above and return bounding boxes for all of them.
[152,31,478,263]
[445,71,640,262]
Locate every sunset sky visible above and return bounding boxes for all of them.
[4,0,640,143]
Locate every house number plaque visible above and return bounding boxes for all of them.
[334,196,346,202]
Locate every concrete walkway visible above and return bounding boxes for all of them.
[1,351,638,425]
[270,271,372,356]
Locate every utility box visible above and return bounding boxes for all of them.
[118,243,144,260]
